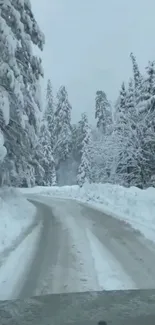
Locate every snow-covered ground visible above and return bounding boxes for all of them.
[44,200,135,294]
[0,222,42,300]
[0,187,40,300]
[21,183,155,243]
[86,228,135,290]
[0,183,154,299]
[0,188,37,256]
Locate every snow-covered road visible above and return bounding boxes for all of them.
[1,195,155,300]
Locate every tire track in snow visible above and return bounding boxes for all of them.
[86,228,136,290]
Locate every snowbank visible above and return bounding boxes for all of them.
[20,183,155,243]
[0,188,37,256]
[0,223,42,300]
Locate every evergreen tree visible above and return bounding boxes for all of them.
[136,61,155,186]
[115,82,127,127]
[95,90,112,134]
[39,121,56,186]
[138,97,155,187]
[88,128,112,183]
[77,114,91,186]
[144,61,155,99]
[71,123,80,161]
[76,113,89,154]
[45,79,55,144]
[113,82,138,186]
[0,0,45,186]
[54,86,72,164]
[130,52,143,104]
[126,78,137,128]
[39,82,57,186]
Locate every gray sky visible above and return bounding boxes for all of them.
[32,0,155,123]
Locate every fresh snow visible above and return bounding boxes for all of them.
[0,188,36,255]
[20,183,155,243]
[0,222,42,300]
[0,182,154,298]
[0,187,39,299]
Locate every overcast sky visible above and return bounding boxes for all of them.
[32,0,155,123]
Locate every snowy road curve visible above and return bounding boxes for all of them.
[17,195,155,298]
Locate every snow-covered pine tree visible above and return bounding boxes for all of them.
[130,52,143,105]
[38,82,57,186]
[32,141,45,186]
[77,114,91,187]
[115,82,127,127]
[76,113,89,155]
[138,61,155,186]
[95,90,112,134]
[0,0,45,186]
[112,79,148,187]
[143,61,155,100]
[68,121,86,184]
[70,123,80,161]
[70,113,95,184]
[39,121,56,186]
[112,82,134,185]
[88,127,112,183]
[54,86,72,164]
[126,78,137,128]
[133,60,155,186]
[45,79,55,145]
[130,53,140,91]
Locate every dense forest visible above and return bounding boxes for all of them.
[0,1,155,189]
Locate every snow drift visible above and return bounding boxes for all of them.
[21,183,155,243]
[0,188,36,256]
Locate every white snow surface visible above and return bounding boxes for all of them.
[86,228,135,290]
[20,183,155,243]
[0,188,36,255]
[44,198,135,293]
[0,223,42,300]
[0,183,153,298]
